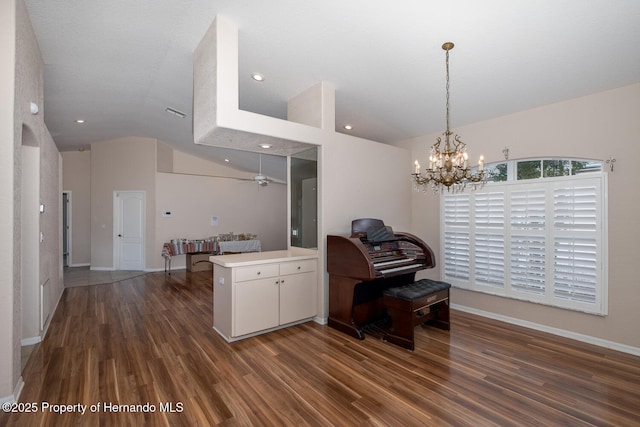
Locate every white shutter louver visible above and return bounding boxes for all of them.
[554,185,598,231]
[511,188,546,230]
[443,193,471,283]
[474,192,505,288]
[444,231,470,281]
[475,233,505,288]
[554,237,598,303]
[510,235,546,295]
[444,194,470,227]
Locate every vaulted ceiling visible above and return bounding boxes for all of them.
[24,0,640,180]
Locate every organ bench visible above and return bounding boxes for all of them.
[382,279,451,350]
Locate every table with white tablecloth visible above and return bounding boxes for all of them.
[217,239,261,254]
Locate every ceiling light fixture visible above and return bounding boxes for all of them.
[251,73,265,82]
[413,42,486,193]
[165,107,186,118]
[259,143,272,149]
[74,119,85,124]
[343,124,353,130]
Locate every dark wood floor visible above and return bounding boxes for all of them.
[3,270,640,426]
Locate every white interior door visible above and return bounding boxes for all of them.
[114,191,145,270]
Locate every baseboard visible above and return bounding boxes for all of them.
[313,316,328,325]
[145,267,178,272]
[40,285,63,340]
[21,336,41,346]
[0,376,24,404]
[89,266,174,273]
[68,262,90,267]
[452,303,640,357]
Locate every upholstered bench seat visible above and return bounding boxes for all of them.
[382,279,451,350]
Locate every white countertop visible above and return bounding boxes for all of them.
[209,247,317,267]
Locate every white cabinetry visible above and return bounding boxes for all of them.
[212,250,317,342]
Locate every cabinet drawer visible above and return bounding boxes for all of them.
[280,259,317,276]
[235,264,280,282]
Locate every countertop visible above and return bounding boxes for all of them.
[209,247,317,268]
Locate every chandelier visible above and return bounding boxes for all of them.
[413,42,486,193]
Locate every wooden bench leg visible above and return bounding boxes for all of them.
[384,307,415,350]
[422,300,450,331]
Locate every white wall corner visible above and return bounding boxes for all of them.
[193,15,242,146]
[287,81,336,131]
[0,376,24,404]
[192,15,324,154]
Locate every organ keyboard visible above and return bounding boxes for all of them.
[327,218,435,340]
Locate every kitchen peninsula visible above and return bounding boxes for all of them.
[210,248,318,342]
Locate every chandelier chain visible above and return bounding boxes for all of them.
[445,48,450,134]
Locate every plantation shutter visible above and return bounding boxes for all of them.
[443,194,470,283]
[510,187,547,296]
[474,192,505,289]
[440,173,606,315]
[552,183,600,305]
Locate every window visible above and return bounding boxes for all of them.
[441,158,607,315]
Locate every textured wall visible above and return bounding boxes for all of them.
[0,0,63,400]
[0,0,17,400]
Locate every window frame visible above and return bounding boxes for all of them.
[440,159,608,315]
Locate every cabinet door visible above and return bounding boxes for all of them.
[234,277,279,337]
[279,271,316,325]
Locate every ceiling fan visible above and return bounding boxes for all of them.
[249,154,272,186]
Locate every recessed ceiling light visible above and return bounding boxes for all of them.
[251,73,265,82]
[224,158,230,162]
[75,119,86,124]
[165,107,186,118]
[259,143,272,149]
[343,124,353,130]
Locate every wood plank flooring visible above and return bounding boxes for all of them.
[2,270,639,426]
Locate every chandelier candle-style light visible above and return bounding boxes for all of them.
[413,42,486,193]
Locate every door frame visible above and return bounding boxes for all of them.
[113,190,146,270]
[62,191,72,267]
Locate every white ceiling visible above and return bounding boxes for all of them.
[24,0,640,180]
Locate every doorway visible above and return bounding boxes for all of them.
[113,191,145,270]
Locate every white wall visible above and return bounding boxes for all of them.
[0,0,18,401]
[395,83,640,352]
[90,137,157,270]
[155,172,287,269]
[62,150,91,266]
[62,140,288,271]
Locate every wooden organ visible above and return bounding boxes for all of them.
[326,218,436,340]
